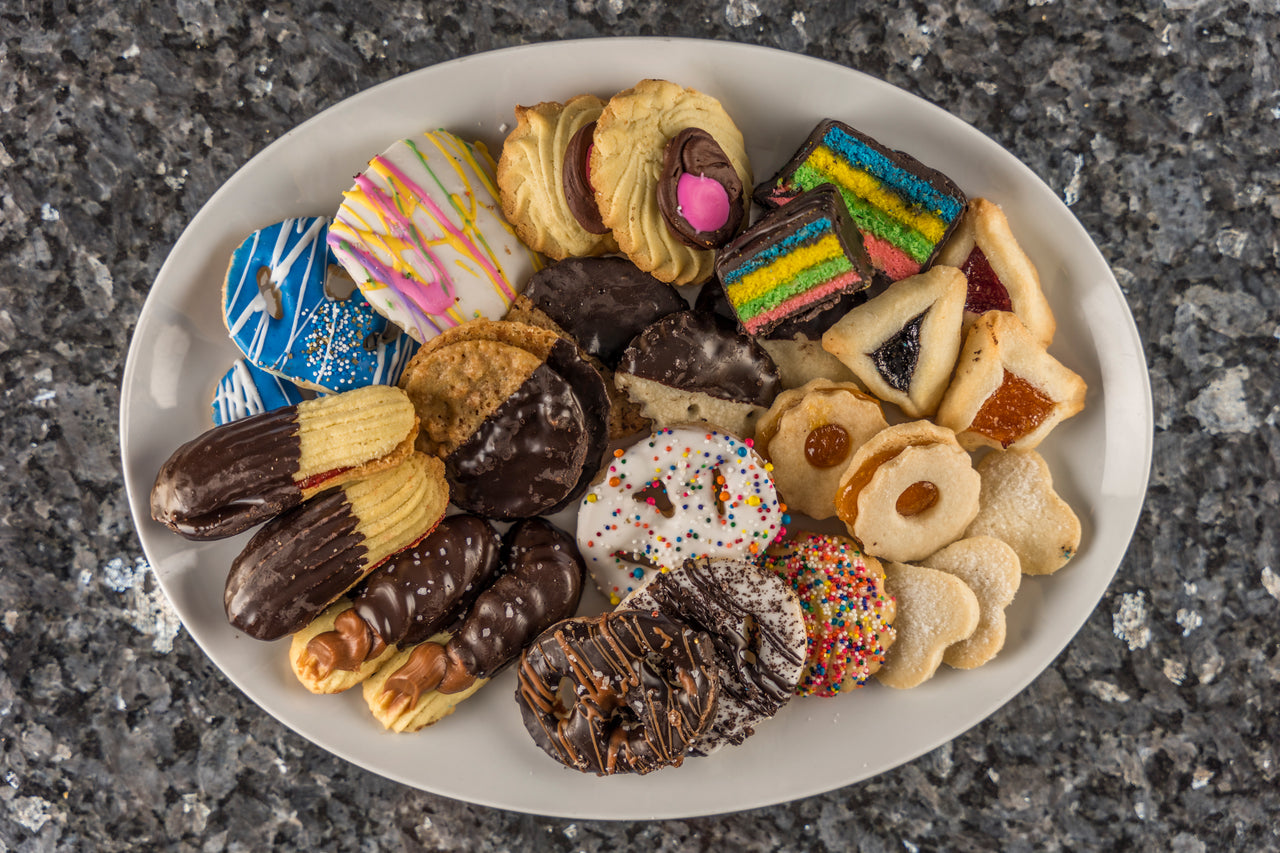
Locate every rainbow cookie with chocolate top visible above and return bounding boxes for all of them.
[754,119,967,284]
[151,384,419,540]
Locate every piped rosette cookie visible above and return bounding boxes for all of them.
[289,513,503,694]
[577,426,785,605]
[621,556,807,754]
[223,451,450,641]
[397,319,610,520]
[151,385,419,540]
[363,518,585,732]
[762,533,896,697]
[328,130,540,346]
[221,216,419,393]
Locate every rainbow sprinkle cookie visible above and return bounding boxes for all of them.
[328,130,541,345]
[754,119,967,283]
[576,427,785,605]
[763,532,896,697]
[715,185,874,337]
[222,217,420,393]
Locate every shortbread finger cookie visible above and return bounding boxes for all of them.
[398,319,610,519]
[835,421,981,562]
[762,533,896,696]
[289,598,399,695]
[364,636,488,732]
[754,119,967,284]
[921,537,1021,669]
[965,449,1082,575]
[577,427,784,604]
[497,95,618,259]
[328,130,540,345]
[755,379,888,520]
[935,311,1087,452]
[935,198,1056,346]
[152,384,418,540]
[224,451,450,641]
[821,265,968,418]
[222,216,419,393]
[874,561,979,689]
[622,556,806,754]
[614,311,782,438]
[590,79,751,285]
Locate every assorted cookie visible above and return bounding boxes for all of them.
[148,80,1099,774]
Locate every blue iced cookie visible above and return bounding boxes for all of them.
[211,358,315,426]
[222,216,419,393]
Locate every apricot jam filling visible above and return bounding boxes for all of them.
[970,369,1054,448]
[804,424,851,469]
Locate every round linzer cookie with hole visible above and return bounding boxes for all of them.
[834,421,981,563]
[221,216,419,393]
[150,384,419,540]
[397,319,610,520]
[576,426,785,605]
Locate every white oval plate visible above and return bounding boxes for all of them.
[120,38,1151,819]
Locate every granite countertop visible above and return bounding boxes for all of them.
[3,1,1277,849]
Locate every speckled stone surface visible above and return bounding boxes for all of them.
[3,1,1278,850]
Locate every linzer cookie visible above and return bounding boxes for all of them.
[577,427,784,604]
[622,556,806,754]
[496,95,619,259]
[221,216,418,393]
[328,130,540,345]
[754,379,888,520]
[211,358,313,427]
[590,79,751,285]
[397,319,610,519]
[821,265,968,418]
[935,198,1056,346]
[290,514,504,694]
[151,384,418,540]
[715,185,874,337]
[835,421,981,563]
[614,310,782,438]
[754,119,967,283]
[223,451,450,641]
[516,611,719,775]
[935,310,1086,451]
[366,518,585,732]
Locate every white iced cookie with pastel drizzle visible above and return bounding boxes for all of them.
[577,426,785,604]
[221,216,419,393]
[328,130,542,345]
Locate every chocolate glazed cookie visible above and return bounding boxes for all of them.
[516,611,720,775]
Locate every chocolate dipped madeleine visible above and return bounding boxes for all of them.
[290,513,504,693]
[224,452,449,641]
[151,385,418,540]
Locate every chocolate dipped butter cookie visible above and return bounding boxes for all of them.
[516,611,720,775]
[397,319,610,519]
[590,79,751,285]
[497,95,619,259]
[614,310,782,438]
[151,384,418,540]
[224,451,450,641]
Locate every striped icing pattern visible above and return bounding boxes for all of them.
[223,217,420,393]
[211,358,311,426]
[328,131,541,345]
[721,219,864,335]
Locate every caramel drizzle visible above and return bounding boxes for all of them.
[303,607,386,680]
[378,640,479,716]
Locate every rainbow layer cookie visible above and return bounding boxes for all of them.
[753,119,967,283]
[715,185,873,337]
[328,130,542,345]
[222,217,419,393]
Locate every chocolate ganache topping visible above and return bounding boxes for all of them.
[150,407,303,540]
[524,257,687,368]
[618,310,782,406]
[561,120,610,234]
[656,128,745,249]
[515,611,720,776]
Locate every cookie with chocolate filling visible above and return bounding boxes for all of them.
[613,310,782,438]
[496,95,619,259]
[398,319,610,519]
